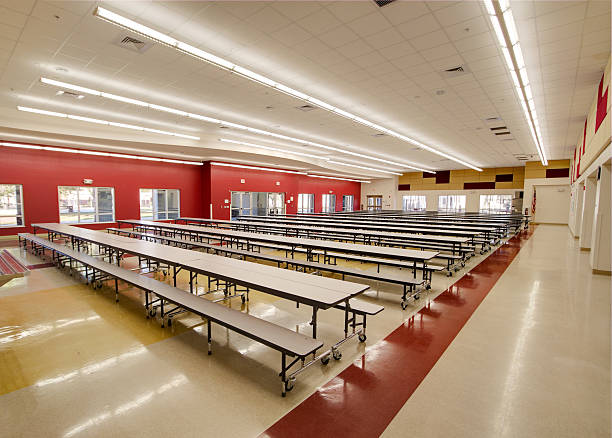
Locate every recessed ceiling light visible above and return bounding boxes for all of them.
[327,160,403,176]
[219,138,327,159]
[0,141,202,165]
[40,76,430,171]
[92,6,483,172]
[17,106,199,140]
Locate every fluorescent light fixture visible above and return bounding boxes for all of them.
[41,77,101,96]
[218,138,327,159]
[307,174,370,183]
[92,6,482,172]
[39,77,429,170]
[326,160,403,176]
[210,161,307,174]
[484,0,547,166]
[0,141,203,165]
[17,106,199,140]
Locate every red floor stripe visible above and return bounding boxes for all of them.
[26,262,55,270]
[261,227,536,438]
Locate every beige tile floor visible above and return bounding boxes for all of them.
[0,225,608,437]
[382,225,610,437]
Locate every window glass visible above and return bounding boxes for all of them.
[322,194,336,213]
[59,186,115,224]
[342,195,354,212]
[297,194,314,213]
[139,189,153,220]
[139,189,180,220]
[403,195,426,212]
[0,184,24,227]
[479,194,513,213]
[438,195,466,213]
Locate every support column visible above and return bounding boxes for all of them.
[590,164,611,273]
[572,181,585,238]
[579,176,597,250]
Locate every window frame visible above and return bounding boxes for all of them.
[402,195,426,212]
[297,193,314,214]
[479,194,513,214]
[0,184,25,227]
[437,194,466,213]
[322,194,336,213]
[139,188,180,220]
[342,195,354,212]
[58,186,115,224]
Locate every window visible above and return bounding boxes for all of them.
[403,195,426,212]
[59,186,114,224]
[140,189,180,220]
[297,193,314,213]
[480,194,513,214]
[322,194,336,213]
[438,195,466,213]
[0,184,24,227]
[342,195,354,212]
[367,195,382,211]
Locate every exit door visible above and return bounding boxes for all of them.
[367,195,382,211]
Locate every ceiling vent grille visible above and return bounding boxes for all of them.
[296,104,317,112]
[513,153,535,161]
[372,133,386,137]
[440,65,470,78]
[114,34,153,53]
[373,0,397,7]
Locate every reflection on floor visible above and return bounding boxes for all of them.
[0,225,609,437]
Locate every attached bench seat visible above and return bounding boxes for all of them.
[108,228,424,307]
[19,233,323,396]
[0,249,29,286]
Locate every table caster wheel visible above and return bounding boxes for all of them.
[426,284,431,290]
[447,271,453,277]
[332,349,342,361]
[321,355,330,365]
[241,295,246,304]
[401,300,408,310]
[358,333,367,342]
[149,309,156,317]
[284,378,295,392]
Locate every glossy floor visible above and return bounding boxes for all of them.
[0,225,609,437]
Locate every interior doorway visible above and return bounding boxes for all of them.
[367,195,383,211]
[230,191,285,219]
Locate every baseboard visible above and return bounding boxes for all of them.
[593,269,612,276]
[580,247,591,251]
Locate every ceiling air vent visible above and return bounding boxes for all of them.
[490,126,507,131]
[114,34,153,53]
[441,65,470,78]
[494,132,511,136]
[56,90,84,100]
[513,153,536,161]
[373,0,397,7]
[372,133,386,137]
[296,104,317,112]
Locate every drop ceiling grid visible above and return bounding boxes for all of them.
[0,0,608,172]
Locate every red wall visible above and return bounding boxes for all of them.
[0,146,361,236]
[204,162,361,220]
[0,146,204,236]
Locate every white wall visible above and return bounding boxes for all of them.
[532,185,570,224]
[590,163,611,272]
[397,188,521,212]
[522,177,570,222]
[360,176,398,210]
